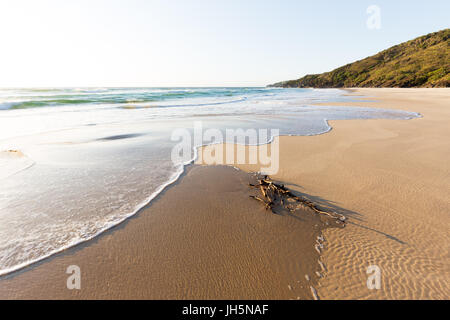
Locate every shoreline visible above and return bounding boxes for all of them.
[0,88,448,299]
[197,88,449,299]
[0,165,333,299]
[0,88,413,279]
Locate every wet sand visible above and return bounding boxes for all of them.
[197,88,449,299]
[1,88,448,300]
[0,165,331,299]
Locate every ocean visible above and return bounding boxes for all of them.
[0,87,420,275]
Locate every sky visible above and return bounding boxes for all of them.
[0,0,448,87]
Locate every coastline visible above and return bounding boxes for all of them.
[197,88,449,299]
[0,88,448,299]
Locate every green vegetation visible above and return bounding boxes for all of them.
[270,29,449,88]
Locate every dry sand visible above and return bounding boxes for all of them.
[0,165,332,300]
[197,88,449,299]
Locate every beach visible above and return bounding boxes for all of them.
[198,88,450,299]
[0,88,448,299]
[0,165,332,299]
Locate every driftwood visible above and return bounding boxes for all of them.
[249,175,346,224]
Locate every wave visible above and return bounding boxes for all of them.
[0,87,273,110]
[119,97,248,109]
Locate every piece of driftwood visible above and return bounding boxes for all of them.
[249,175,346,224]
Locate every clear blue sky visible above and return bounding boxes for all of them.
[0,0,448,87]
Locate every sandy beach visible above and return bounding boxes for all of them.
[0,165,333,299]
[198,88,450,299]
[0,88,448,300]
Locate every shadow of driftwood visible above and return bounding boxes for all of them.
[347,221,407,245]
[283,182,362,220]
[279,182,407,245]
